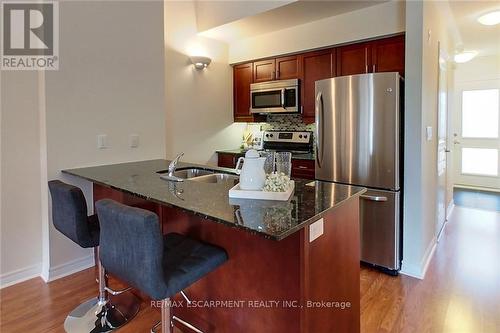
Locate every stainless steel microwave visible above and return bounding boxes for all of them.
[250,79,299,114]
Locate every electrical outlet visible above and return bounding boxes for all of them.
[309,218,324,242]
[97,134,107,149]
[130,134,139,148]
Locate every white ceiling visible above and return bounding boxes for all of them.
[199,0,386,43]
[449,1,500,56]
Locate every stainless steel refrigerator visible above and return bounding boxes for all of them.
[315,72,402,273]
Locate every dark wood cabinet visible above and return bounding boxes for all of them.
[291,159,315,180]
[218,153,241,168]
[300,49,335,123]
[233,63,258,122]
[276,56,299,80]
[336,43,370,76]
[253,59,276,82]
[218,153,315,180]
[337,35,405,77]
[371,35,405,76]
[232,34,404,123]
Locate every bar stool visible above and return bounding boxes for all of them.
[48,180,140,332]
[95,199,228,333]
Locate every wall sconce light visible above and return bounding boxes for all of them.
[190,56,211,70]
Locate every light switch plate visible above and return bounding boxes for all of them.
[130,134,139,148]
[309,218,324,243]
[97,134,107,149]
[426,126,433,141]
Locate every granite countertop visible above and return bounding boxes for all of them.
[63,159,365,241]
[216,149,315,161]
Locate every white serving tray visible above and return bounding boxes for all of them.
[228,181,294,201]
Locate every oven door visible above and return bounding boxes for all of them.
[250,87,298,113]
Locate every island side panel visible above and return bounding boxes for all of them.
[303,197,361,333]
[161,205,303,333]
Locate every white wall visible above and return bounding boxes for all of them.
[1,1,167,286]
[402,0,457,278]
[229,1,405,63]
[164,1,246,165]
[42,0,167,280]
[195,1,295,32]
[0,71,45,287]
[455,55,500,83]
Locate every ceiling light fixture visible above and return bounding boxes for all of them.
[189,56,211,70]
[478,10,500,26]
[454,51,478,63]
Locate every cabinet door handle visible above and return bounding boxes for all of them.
[361,195,388,202]
[296,166,308,169]
[372,64,376,72]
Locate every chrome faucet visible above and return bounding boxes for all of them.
[166,152,184,181]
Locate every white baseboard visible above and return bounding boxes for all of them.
[0,264,42,289]
[43,254,95,283]
[400,237,437,280]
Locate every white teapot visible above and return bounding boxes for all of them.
[235,149,266,191]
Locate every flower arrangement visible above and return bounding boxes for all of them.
[263,172,291,192]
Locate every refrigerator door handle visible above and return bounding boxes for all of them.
[360,195,388,202]
[315,91,324,167]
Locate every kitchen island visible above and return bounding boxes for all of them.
[63,159,365,333]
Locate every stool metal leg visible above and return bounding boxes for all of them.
[161,299,172,333]
[63,249,140,332]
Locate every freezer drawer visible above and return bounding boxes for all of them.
[360,189,400,271]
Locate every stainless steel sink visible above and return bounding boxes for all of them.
[188,173,239,184]
[159,167,238,183]
[171,167,214,179]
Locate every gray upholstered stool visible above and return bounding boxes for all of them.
[95,199,228,333]
[48,180,140,332]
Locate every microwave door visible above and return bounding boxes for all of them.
[252,89,283,110]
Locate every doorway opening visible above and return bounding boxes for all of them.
[452,75,500,211]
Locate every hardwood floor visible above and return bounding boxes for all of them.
[361,206,500,333]
[1,206,499,332]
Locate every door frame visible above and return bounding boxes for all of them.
[436,43,449,240]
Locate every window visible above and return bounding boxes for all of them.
[461,89,499,138]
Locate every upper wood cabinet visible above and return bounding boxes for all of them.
[253,56,299,82]
[336,35,405,77]
[371,35,405,76]
[276,56,299,80]
[232,34,404,123]
[233,62,254,122]
[336,43,370,76]
[300,49,335,123]
[253,59,276,82]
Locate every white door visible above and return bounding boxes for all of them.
[454,80,500,190]
[436,47,448,239]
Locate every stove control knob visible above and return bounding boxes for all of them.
[299,135,303,139]
[270,134,274,138]
[265,134,269,138]
[304,135,308,139]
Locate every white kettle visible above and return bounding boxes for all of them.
[235,149,266,190]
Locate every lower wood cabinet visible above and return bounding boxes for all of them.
[218,153,242,168]
[218,153,315,180]
[291,159,315,180]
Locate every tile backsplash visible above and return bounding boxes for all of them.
[261,114,315,132]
